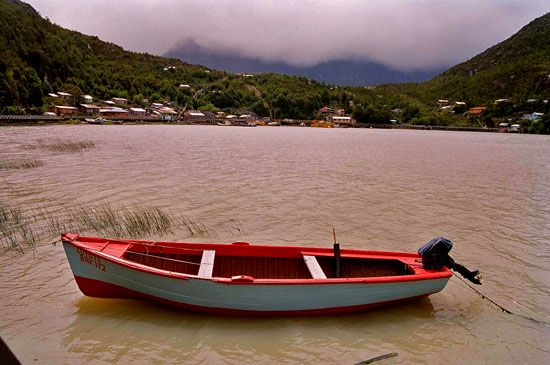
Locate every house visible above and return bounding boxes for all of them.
[79,104,100,114]
[111,97,128,105]
[83,95,93,102]
[465,107,487,117]
[57,91,71,98]
[53,105,78,116]
[239,114,258,122]
[331,116,355,125]
[455,101,466,106]
[154,107,177,121]
[320,106,334,114]
[100,107,129,119]
[437,99,450,107]
[150,103,164,109]
[184,111,207,122]
[47,93,59,98]
[498,122,510,132]
[129,107,146,115]
[523,112,544,121]
[203,111,215,120]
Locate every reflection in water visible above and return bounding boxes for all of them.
[65,296,436,364]
[1,126,549,364]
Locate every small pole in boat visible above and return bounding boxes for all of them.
[333,228,341,278]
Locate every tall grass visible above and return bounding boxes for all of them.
[0,201,215,253]
[24,139,95,154]
[0,204,36,252]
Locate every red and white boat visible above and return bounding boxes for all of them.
[61,233,452,315]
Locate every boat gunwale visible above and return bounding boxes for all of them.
[62,233,452,285]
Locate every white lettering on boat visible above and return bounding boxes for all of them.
[77,248,106,272]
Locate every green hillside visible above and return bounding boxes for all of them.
[407,12,550,105]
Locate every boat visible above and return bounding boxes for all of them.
[61,233,454,315]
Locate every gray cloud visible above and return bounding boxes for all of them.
[26,0,549,70]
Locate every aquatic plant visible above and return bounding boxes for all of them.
[0,203,36,252]
[0,201,215,253]
[24,139,96,154]
[0,160,44,170]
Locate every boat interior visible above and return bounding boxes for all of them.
[122,244,415,280]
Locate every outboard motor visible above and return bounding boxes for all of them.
[419,237,481,285]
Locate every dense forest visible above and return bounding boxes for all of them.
[0,0,549,132]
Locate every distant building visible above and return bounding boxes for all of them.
[129,107,146,115]
[154,107,177,121]
[53,105,78,116]
[150,103,164,109]
[184,111,207,122]
[57,91,71,98]
[465,107,487,117]
[47,93,59,98]
[320,106,334,114]
[437,99,450,107]
[83,95,93,102]
[523,112,544,121]
[111,97,128,105]
[238,114,258,122]
[79,104,100,114]
[330,116,355,125]
[498,122,510,132]
[100,107,129,119]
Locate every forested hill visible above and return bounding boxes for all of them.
[0,0,353,118]
[408,12,550,105]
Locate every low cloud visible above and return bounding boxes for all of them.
[26,0,549,71]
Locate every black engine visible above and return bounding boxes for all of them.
[418,237,482,285]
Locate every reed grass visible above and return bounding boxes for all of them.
[0,203,36,252]
[24,139,95,154]
[0,160,44,170]
[1,201,215,253]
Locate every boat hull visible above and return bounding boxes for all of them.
[63,241,449,315]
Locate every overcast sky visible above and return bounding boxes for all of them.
[26,0,549,71]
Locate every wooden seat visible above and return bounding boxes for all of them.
[198,250,215,278]
[303,255,327,279]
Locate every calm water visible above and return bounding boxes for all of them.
[0,125,549,364]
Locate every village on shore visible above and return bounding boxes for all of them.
[0,88,546,133]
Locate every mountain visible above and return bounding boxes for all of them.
[165,39,444,86]
[409,12,550,105]
[0,0,352,118]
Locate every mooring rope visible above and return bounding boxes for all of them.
[452,272,548,326]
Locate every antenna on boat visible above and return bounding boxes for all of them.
[333,228,341,278]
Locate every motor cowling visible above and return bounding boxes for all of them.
[418,236,481,285]
[418,236,454,270]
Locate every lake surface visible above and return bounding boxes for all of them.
[0,125,549,364]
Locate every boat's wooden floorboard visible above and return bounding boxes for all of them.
[123,252,411,279]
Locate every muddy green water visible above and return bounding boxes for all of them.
[0,125,549,364]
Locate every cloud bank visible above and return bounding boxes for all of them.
[26,0,549,71]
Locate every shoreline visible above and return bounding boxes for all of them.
[0,118,503,133]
